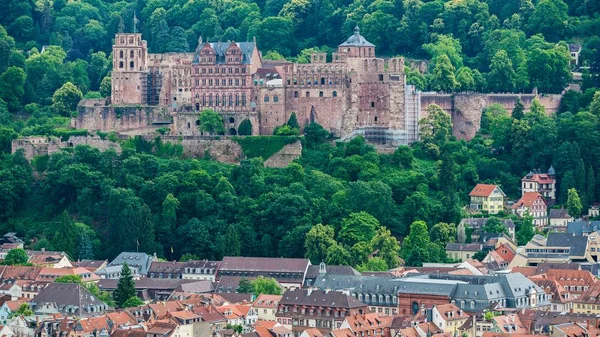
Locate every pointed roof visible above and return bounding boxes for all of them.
[469,184,505,197]
[339,25,375,47]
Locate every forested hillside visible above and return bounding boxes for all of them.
[1,96,600,268]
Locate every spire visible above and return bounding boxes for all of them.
[354,24,360,35]
[133,12,139,34]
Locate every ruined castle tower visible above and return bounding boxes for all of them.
[111,34,148,105]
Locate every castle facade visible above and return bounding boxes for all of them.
[110,27,421,145]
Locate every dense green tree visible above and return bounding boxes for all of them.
[481,217,509,234]
[370,226,401,268]
[4,249,29,266]
[357,257,388,272]
[52,82,83,116]
[53,211,78,259]
[325,243,352,265]
[527,0,568,41]
[512,97,524,119]
[567,188,583,218]
[304,224,336,264]
[430,222,457,246]
[419,104,453,155]
[0,66,26,111]
[251,277,282,295]
[113,263,136,307]
[121,296,144,308]
[237,278,254,293]
[100,76,111,97]
[338,212,379,247]
[198,109,224,135]
[516,213,535,245]
[429,54,458,92]
[223,223,241,257]
[488,50,516,92]
[78,231,94,260]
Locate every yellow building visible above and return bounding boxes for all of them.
[469,184,506,214]
[432,304,470,334]
[572,281,600,314]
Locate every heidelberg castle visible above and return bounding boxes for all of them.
[107,27,422,145]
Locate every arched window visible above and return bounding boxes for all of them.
[119,50,123,58]
[202,94,206,106]
[229,117,235,123]
[321,77,325,85]
[294,91,298,98]
[306,91,310,97]
[319,91,324,97]
[264,95,269,102]
[242,94,246,106]
[235,94,239,106]
[209,94,213,106]
[333,91,337,97]
[229,94,233,106]
[215,94,220,106]
[273,95,279,102]
[412,302,419,315]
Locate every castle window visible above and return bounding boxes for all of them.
[374,116,378,122]
[379,74,384,81]
[306,91,310,97]
[130,50,134,58]
[294,91,298,98]
[273,95,279,102]
[242,94,246,106]
[319,91,324,97]
[187,123,191,129]
[229,94,233,106]
[119,50,123,58]
[195,103,200,111]
[195,120,200,126]
[229,117,235,123]
[130,61,134,69]
[235,94,239,106]
[264,95,269,102]
[209,94,213,106]
[321,77,325,85]
[202,94,206,106]
[333,91,337,97]
[119,61,123,68]
[371,102,375,108]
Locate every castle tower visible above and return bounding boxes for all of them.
[337,25,375,58]
[111,33,148,105]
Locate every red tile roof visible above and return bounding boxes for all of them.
[253,294,282,309]
[512,192,547,209]
[469,184,501,197]
[522,173,555,184]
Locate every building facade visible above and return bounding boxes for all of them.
[469,184,506,214]
[521,168,556,204]
[109,27,419,146]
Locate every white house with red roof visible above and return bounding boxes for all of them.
[469,184,506,214]
[522,167,556,204]
[512,192,548,229]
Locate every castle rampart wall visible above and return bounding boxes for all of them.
[420,93,562,140]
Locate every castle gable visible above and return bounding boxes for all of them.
[193,41,255,65]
